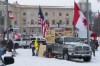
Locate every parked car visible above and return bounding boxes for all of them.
[45,36,92,62]
[31,37,46,45]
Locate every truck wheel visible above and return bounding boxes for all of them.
[55,55,59,59]
[83,56,91,62]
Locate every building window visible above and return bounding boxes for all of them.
[53,12,55,16]
[52,20,56,25]
[23,19,26,25]
[59,20,62,25]
[23,12,26,16]
[31,19,34,25]
[59,12,62,16]
[23,28,26,32]
[45,12,48,16]
[66,18,69,25]
[14,21,17,26]
[35,22,38,24]
[66,13,69,16]
[31,29,34,32]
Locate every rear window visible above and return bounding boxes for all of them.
[31,38,36,40]
[64,37,82,42]
[23,38,31,41]
[15,39,21,41]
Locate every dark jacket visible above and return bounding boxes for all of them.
[90,39,96,50]
[7,40,13,49]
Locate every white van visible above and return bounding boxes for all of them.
[13,38,32,48]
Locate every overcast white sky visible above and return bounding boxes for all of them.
[7,0,100,12]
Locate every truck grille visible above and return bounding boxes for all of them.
[75,46,90,51]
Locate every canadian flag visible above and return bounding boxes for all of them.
[13,32,22,39]
[8,11,14,20]
[73,2,97,39]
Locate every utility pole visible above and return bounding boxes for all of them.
[86,0,90,45]
[5,0,9,41]
[97,10,100,36]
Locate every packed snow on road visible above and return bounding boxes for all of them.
[3,47,100,66]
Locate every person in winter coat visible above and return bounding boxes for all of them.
[90,38,96,57]
[31,42,35,56]
[94,39,99,51]
[34,39,39,56]
[7,39,13,52]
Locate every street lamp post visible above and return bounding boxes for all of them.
[5,0,9,41]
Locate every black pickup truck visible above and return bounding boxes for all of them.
[45,36,92,62]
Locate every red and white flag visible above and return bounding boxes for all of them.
[73,2,87,31]
[8,11,14,20]
[73,2,97,39]
[13,32,21,39]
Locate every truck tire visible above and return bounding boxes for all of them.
[55,55,59,59]
[83,56,91,62]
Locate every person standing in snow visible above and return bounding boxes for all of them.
[7,39,13,52]
[90,38,96,57]
[34,39,39,56]
[94,38,99,51]
[31,42,35,56]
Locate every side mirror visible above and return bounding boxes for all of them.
[4,56,14,65]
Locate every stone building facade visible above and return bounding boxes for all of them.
[3,3,74,37]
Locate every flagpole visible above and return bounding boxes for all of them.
[86,0,90,45]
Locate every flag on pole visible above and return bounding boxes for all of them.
[73,2,97,39]
[13,32,21,39]
[8,11,14,20]
[73,2,87,31]
[38,6,47,38]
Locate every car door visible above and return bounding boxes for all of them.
[53,37,63,54]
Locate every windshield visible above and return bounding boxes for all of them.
[64,37,82,42]
[15,39,21,41]
[23,38,31,41]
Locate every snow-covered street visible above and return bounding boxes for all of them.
[4,47,100,66]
